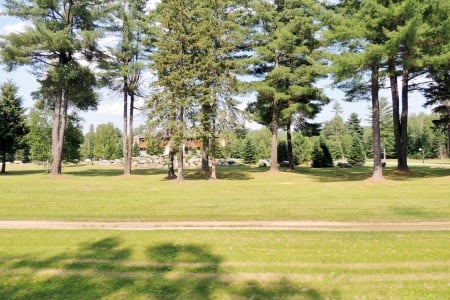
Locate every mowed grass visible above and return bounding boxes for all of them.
[1,229,449,299]
[1,163,450,299]
[0,163,449,221]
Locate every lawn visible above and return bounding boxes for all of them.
[1,229,449,299]
[1,163,449,299]
[0,163,449,222]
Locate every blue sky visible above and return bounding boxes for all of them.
[1,1,431,134]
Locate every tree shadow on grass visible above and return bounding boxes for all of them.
[64,167,168,177]
[288,165,450,183]
[184,166,255,181]
[293,166,373,182]
[0,169,49,176]
[0,237,331,299]
[383,166,450,181]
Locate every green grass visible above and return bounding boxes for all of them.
[0,163,449,221]
[1,229,449,299]
[1,163,450,299]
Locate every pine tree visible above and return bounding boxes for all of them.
[326,0,387,179]
[248,0,328,172]
[0,81,28,173]
[347,134,366,165]
[346,113,364,141]
[311,138,333,168]
[277,140,288,164]
[0,0,103,175]
[150,0,244,180]
[242,139,256,164]
[100,0,150,175]
[423,66,450,157]
[322,115,348,160]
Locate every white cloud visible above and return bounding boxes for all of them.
[2,22,29,34]
[146,0,160,11]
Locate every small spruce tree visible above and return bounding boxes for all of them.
[347,134,366,165]
[311,139,334,168]
[242,139,257,164]
[133,142,140,157]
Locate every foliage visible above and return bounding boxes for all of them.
[247,0,329,171]
[242,139,257,164]
[0,0,103,174]
[0,81,28,172]
[26,106,52,163]
[311,138,334,168]
[132,142,140,157]
[247,128,271,160]
[80,125,95,160]
[277,140,288,164]
[145,135,164,156]
[292,132,313,165]
[27,106,85,163]
[408,113,446,159]
[423,65,450,157]
[62,115,84,162]
[322,114,348,160]
[14,146,31,163]
[93,123,122,160]
[229,138,245,159]
[100,0,150,175]
[347,134,366,165]
[346,113,364,140]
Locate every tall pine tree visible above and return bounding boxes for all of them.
[0,81,28,173]
[247,0,328,172]
[0,0,103,175]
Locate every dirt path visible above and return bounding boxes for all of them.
[1,220,450,231]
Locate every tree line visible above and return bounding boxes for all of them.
[0,0,448,179]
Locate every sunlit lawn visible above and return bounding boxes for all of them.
[1,229,449,299]
[0,162,449,221]
[1,162,450,299]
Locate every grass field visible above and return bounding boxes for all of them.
[1,162,449,299]
[1,163,449,221]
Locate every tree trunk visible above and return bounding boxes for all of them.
[398,67,409,170]
[201,103,211,172]
[167,148,176,179]
[389,58,409,171]
[176,107,184,181]
[202,136,209,172]
[286,119,294,170]
[126,93,135,175]
[389,59,402,170]
[447,126,450,158]
[123,80,130,176]
[210,118,217,180]
[371,65,383,180]
[177,144,184,181]
[51,91,66,175]
[1,151,6,174]
[270,98,279,172]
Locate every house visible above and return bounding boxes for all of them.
[133,133,203,157]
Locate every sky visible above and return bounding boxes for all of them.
[0,0,431,134]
